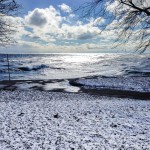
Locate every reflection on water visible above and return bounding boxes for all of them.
[0,53,150,80]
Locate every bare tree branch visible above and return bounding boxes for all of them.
[0,0,20,47]
[77,0,150,53]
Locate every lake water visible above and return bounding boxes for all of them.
[0,53,150,80]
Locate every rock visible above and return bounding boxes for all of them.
[18,112,24,117]
[54,113,59,118]
[110,123,117,128]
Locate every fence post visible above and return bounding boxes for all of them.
[7,54,10,81]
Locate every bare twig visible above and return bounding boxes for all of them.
[0,0,20,47]
[77,0,150,53]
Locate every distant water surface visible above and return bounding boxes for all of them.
[0,53,150,80]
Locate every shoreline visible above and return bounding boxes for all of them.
[0,77,150,100]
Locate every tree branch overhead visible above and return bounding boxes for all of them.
[78,0,150,52]
[0,0,20,47]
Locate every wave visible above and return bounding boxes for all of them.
[0,68,19,73]
[125,70,150,76]
[124,64,150,76]
[49,67,65,70]
[0,64,65,73]
[18,64,49,71]
[0,69,6,73]
[0,54,149,81]
[0,60,5,63]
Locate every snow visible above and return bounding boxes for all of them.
[15,83,42,90]
[75,77,150,92]
[13,80,80,93]
[43,80,80,92]
[0,90,150,149]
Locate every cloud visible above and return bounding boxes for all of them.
[3,4,122,53]
[25,8,48,27]
[92,17,105,26]
[25,6,62,28]
[58,3,72,13]
[60,24,101,40]
[22,5,102,43]
[133,0,150,7]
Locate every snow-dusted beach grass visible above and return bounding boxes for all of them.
[0,90,150,149]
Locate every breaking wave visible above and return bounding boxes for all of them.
[0,53,149,80]
[18,64,49,71]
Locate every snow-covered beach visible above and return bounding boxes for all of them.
[0,53,150,149]
[0,90,150,149]
[0,0,150,147]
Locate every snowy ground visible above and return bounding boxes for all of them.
[0,90,150,150]
[75,77,150,92]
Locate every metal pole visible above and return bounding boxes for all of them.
[7,54,10,81]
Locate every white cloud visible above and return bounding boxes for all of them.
[58,3,72,13]
[3,4,123,53]
[22,5,102,43]
[60,24,101,40]
[133,0,150,7]
[25,9,48,27]
[25,6,62,28]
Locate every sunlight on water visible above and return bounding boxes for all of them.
[62,54,98,63]
[0,53,149,80]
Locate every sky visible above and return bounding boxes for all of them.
[17,0,91,14]
[0,0,149,53]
